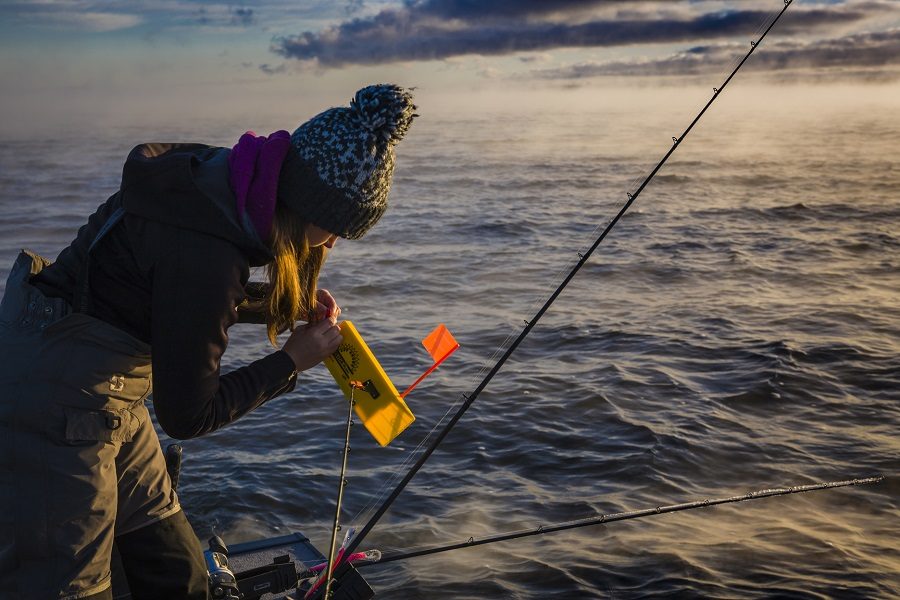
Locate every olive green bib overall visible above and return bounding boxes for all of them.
[0,248,180,599]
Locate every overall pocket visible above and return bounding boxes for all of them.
[64,406,141,445]
[37,314,153,412]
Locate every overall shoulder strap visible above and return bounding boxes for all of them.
[76,206,125,313]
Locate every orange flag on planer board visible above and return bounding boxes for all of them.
[324,322,460,446]
[401,324,460,398]
[422,323,460,363]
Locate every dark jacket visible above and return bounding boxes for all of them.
[33,143,298,439]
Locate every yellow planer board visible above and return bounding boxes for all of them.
[324,321,415,447]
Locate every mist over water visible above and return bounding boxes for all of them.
[1,87,897,598]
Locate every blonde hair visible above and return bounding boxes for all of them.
[264,204,326,345]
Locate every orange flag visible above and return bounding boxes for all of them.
[422,323,459,363]
[401,324,460,398]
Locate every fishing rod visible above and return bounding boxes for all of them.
[342,0,795,560]
[362,476,884,565]
[321,385,359,599]
[227,473,884,597]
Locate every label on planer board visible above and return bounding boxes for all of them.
[324,321,415,446]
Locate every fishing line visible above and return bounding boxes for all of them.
[349,280,586,526]
[350,195,624,527]
[362,477,885,565]
[342,0,796,560]
[349,281,583,526]
[348,400,462,525]
[350,160,640,528]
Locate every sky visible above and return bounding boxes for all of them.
[1,0,899,133]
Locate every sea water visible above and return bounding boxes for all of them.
[0,85,897,599]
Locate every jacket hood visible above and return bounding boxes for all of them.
[120,143,274,267]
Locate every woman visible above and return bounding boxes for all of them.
[0,84,416,600]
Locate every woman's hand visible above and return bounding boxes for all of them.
[313,288,341,321]
[282,316,342,372]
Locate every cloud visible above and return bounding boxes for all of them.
[26,10,142,32]
[518,54,551,64]
[477,66,501,79]
[194,5,257,28]
[231,7,256,27]
[344,0,365,16]
[259,62,287,75]
[410,0,625,20]
[271,0,881,68]
[528,28,900,80]
[0,1,270,34]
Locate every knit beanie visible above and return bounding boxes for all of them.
[278,84,417,240]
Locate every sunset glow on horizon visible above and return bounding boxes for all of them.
[1,0,898,133]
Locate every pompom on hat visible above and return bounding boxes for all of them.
[278,84,417,240]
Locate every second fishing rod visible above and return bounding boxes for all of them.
[339,0,796,563]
